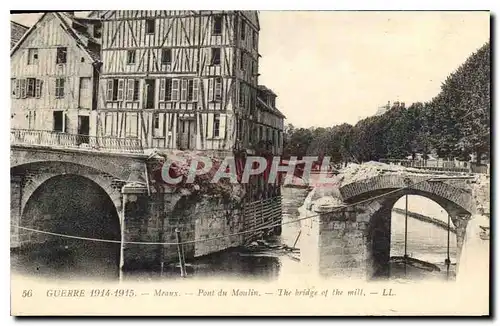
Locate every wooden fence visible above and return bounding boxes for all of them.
[243,196,283,239]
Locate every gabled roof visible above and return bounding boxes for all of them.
[10,21,29,49]
[10,12,100,63]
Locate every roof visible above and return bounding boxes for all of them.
[56,12,101,62]
[257,85,277,97]
[10,21,29,49]
[257,97,286,119]
[10,12,100,63]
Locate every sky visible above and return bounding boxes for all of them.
[11,11,490,128]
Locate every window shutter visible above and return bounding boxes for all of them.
[27,78,35,97]
[215,78,222,101]
[133,80,140,101]
[126,79,134,101]
[192,79,198,102]
[219,113,226,138]
[117,79,125,100]
[15,80,20,99]
[207,113,214,138]
[61,79,65,97]
[159,78,166,101]
[208,78,214,102]
[165,78,172,101]
[20,79,26,99]
[181,79,187,102]
[106,79,114,101]
[172,79,179,101]
[35,79,42,98]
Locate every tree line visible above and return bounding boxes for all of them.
[283,42,490,165]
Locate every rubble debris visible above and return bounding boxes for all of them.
[239,239,300,261]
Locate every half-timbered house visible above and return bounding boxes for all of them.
[10,12,101,137]
[92,10,284,154]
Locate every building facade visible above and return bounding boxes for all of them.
[10,12,101,137]
[91,10,284,154]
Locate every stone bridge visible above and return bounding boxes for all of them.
[10,144,252,274]
[300,165,490,280]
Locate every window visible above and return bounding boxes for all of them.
[211,48,221,65]
[161,48,171,65]
[127,50,136,64]
[240,51,244,70]
[213,114,220,138]
[28,49,38,65]
[55,78,65,98]
[146,19,155,34]
[253,31,257,49]
[240,20,246,40]
[187,79,198,102]
[214,77,222,101]
[106,79,120,101]
[53,111,64,132]
[26,78,36,97]
[213,15,222,35]
[56,47,67,64]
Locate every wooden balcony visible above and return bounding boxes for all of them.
[10,129,143,154]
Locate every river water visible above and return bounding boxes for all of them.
[11,187,457,282]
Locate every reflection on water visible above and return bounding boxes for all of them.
[11,188,457,282]
[390,196,457,281]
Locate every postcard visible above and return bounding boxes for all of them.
[10,10,490,316]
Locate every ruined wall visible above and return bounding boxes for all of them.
[121,185,246,270]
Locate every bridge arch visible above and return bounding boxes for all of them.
[339,174,474,217]
[12,161,124,216]
[12,165,124,278]
[339,174,473,279]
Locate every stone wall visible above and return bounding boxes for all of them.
[120,185,246,270]
[193,199,244,257]
[300,201,372,279]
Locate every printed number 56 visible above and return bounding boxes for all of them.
[22,290,32,298]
